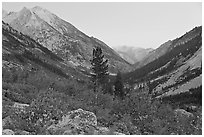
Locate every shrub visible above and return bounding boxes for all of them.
[10,88,72,134]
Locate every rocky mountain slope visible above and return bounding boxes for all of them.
[125,26,202,105]
[2,21,94,112]
[2,21,89,81]
[3,6,131,73]
[134,26,202,69]
[134,40,172,68]
[113,46,153,64]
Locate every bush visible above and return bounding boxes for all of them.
[2,82,38,104]
[10,88,72,134]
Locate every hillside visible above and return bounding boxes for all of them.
[2,21,96,107]
[125,26,202,105]
[2,21,91,80]
[3,6,131,73]
[134,40,172,68]
[134,26,202,69]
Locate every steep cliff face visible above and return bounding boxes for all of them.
[3,6,131,73]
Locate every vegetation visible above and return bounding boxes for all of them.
[114,71,125,99]
[125,33,202,83]
[162,86,202,106]
[2,61,202,134]
[2,22,202,135]
[90,47,109,92]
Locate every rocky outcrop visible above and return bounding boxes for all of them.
[2,116,13,129]
[174,109,194,118]
[2,129,30,135]
[14,130,30,135]
[2,129,15,135]
[13,102,29,109]
[46,108,124,135]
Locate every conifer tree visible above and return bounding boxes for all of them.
[90,47,109,92]
[114,71,125,99]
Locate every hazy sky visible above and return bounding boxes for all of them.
[2,2,202,49]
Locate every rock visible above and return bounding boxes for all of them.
[63,129,78,135]
[2,129,15,135]
[113,122,130,134]
[46,108,125,135]
[2,116,13,128]
[13,102,29,109]
[188,105,197,112]
[59,108,97,127]
[96,126,125,135]
[114,132,125,135]
[97,126,109,134]
[174,109,194,118]
[46,108,97,135]
[15,130,30,135]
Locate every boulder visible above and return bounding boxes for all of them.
[2,116,13,129]
[97,126,109,134]
[174,109,194,118]
[13,102,29,110]
[59,108,97,127]
[46,108,124,135]
[46,108,97,135]
[15,130,30,135]
[96,126,125,135]
[113,122,130,134]
[2,129,15,135]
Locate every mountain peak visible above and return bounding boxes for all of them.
[31,6,52,15]
[21,7,29,11]
[19,7,31,14]
[31,6,45,12]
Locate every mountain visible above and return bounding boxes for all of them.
[134,41,172,68]
[2,22,128,134]
[2,7,202,135]
[125,26,202,105]
[3,6,131,73]
[2,21,89,81]
[134,26,202,69]
[2,21,78,107]
[154,46,201,99]
[113,46,153,64]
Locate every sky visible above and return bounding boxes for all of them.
[2,2,202,49]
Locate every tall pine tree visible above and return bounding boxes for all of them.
[90,47,109,92]
[114,71,125,99]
